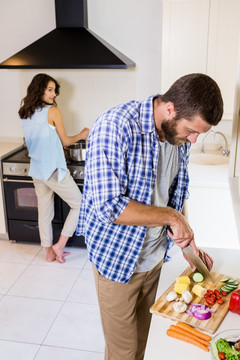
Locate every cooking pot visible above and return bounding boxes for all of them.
[67,140,86,162]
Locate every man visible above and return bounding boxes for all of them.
[76,73,223,360]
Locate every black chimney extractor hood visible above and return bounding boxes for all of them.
[0,0,135,69]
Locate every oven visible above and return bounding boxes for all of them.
[2,146,85,247]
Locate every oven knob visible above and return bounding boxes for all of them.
[72,169,78,178]
[10,166,16,173]
[79,170,84,178]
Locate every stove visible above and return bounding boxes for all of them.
[1,145,85,246]
[2,146,85,181]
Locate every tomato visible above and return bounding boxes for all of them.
[204,293,210,299]
[217,298,224,305]
[221,291,228,297]
[210,295,216,302]
[207,289,214,295]
[206,298,215,306]
[214,289,221,296]
[216,295,222,300]
[218,352,226,359]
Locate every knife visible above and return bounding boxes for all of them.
[182,245,214,283]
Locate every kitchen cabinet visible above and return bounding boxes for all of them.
[161,0,240,120]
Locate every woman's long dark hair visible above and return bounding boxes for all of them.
[18,73,60,119]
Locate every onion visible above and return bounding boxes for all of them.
[186,303,216,320]
[192,308,212,320]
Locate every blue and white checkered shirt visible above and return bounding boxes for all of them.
[76,95,191,283]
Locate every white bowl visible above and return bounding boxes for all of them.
[210,329,240,359]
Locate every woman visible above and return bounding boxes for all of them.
[19,73,89,263]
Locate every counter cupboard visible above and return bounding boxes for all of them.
[161,0,240,120]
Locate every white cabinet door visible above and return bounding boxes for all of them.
[161,0,210,92]
[161,0,240,120]
[207,0,240,119]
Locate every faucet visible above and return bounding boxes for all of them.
[200,130,230,156]
[200,130,214,153]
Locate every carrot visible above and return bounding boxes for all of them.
[176,321,212,341]
[169,325,211,347]
[166,328,209,352]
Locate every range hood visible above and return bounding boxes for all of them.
[0,0,135,69]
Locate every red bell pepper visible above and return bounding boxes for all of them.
[229,290,240,315]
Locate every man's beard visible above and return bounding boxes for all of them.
[161,118,188,146]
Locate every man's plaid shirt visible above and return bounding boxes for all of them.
[76,95,191,283]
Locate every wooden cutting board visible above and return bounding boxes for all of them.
[150,267,240,334]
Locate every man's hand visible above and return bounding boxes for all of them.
[182,247,214,272]
[167,211,198,253]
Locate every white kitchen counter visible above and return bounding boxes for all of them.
[0,141,23,160]
[189,148,230,188]
[144,245,240,360]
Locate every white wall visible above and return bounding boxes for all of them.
[0,0,162,138]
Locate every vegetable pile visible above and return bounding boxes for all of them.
[204,288,226,306]
[166,321,212,352]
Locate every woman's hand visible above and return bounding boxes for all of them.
[79,127,90,139]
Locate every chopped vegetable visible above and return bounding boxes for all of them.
[192,308,211,320]
[173,301,187,313]
[204,288,225,306]
[176,276,191,285]
[166,291,178,302]
[181,290,193,304]
[229,290,240,315]
[186,303,216,320]
[192,270,205,283]
[220,278,239,294]
[174,282,190,295]
[192,284,207,297]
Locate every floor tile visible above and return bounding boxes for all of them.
[32,247,89,269]
[0,296,63,343]
[0,262,27,294]
[0,340,39,360]
[84,259,93,270]
[67,269,98,304]
[35,345,103,360]
[44,302,105,352]
[0,241,41,264]
[8,265,81,300]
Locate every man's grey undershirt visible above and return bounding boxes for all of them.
[134,140,180,273]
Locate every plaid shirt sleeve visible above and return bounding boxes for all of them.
[86,115,131,224]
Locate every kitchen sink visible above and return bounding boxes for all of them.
[190,153,229,166]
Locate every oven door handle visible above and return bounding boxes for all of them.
[3,178,34,183]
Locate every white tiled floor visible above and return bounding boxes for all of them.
[0,240,104,360]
